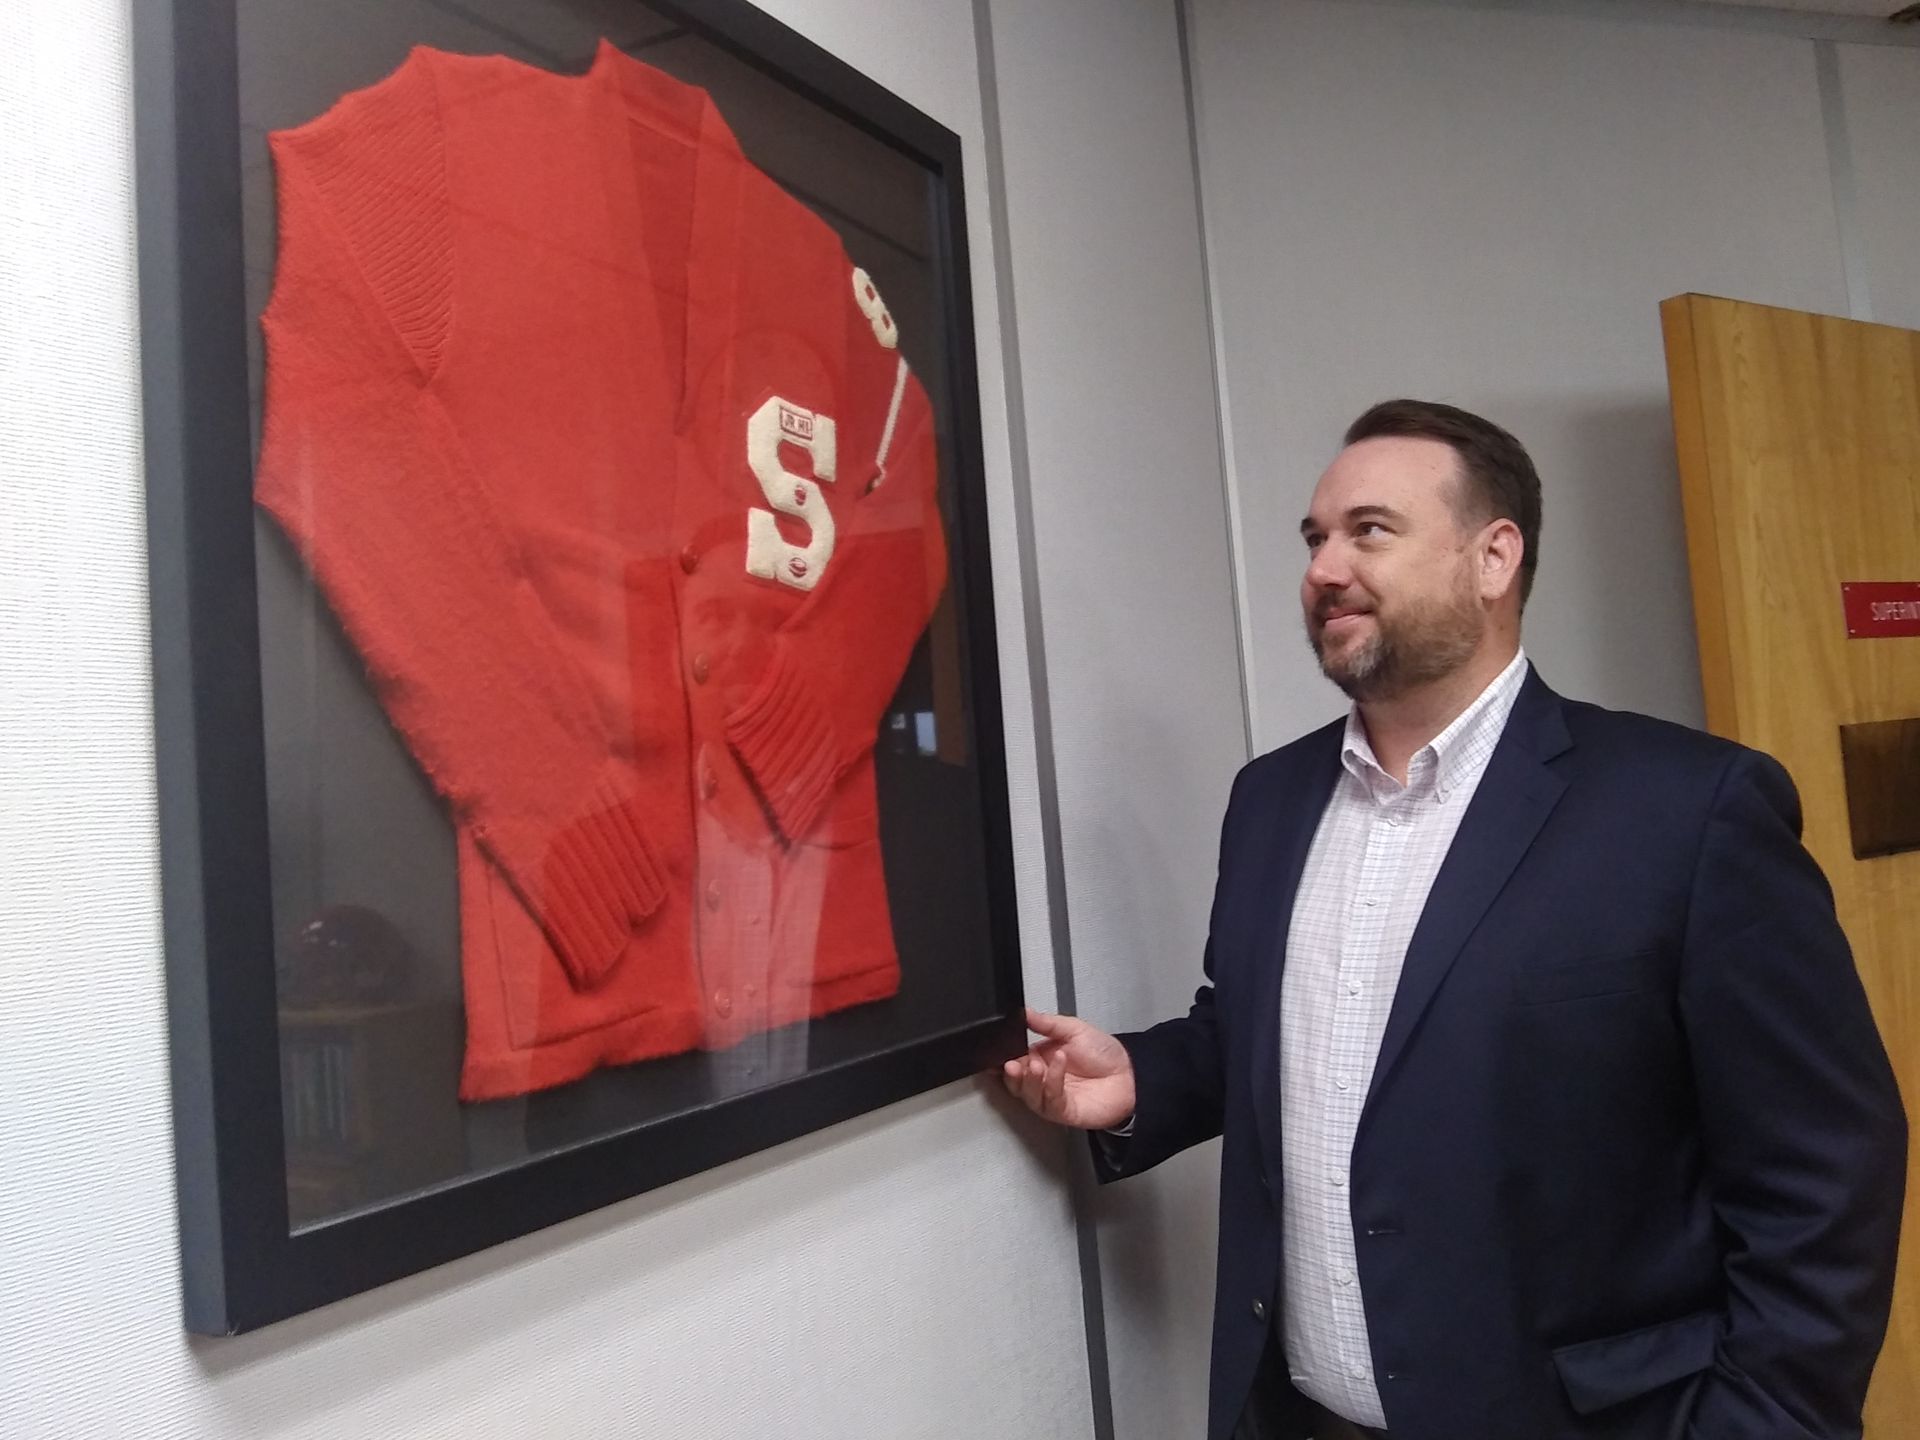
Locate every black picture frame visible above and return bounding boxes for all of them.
[134,0,1024,1334]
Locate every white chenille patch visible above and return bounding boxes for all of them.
[869,357,910,491]
[851,266,898,350]
[746,395,836,592]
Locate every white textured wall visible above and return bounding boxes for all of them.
[1190,0,1919,750]
[0,0,1096,1435]
[984,2,1248,1437]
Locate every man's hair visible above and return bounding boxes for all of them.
[1343,398,1542,607]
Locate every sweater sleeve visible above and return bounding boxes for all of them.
[257,65,666,990]
[723,348,949,843]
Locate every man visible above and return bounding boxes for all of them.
[1004,401,1906,1440]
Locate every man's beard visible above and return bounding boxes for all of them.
[1307,573,1484,702]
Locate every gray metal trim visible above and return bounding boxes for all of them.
[970,3,1115,1437]
[1178,0,1257,765]
[1357,0,1920,49]
[1814,40,1876,324]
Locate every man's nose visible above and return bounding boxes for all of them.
[1305,540,1351,592]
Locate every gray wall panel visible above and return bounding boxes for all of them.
[1838,42,1920,332]
[986,1,1249,1436]
[1192,0,1854,750]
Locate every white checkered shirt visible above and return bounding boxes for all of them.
[1278,650,1529,1427]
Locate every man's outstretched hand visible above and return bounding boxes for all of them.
[1001,1007,1136,1131]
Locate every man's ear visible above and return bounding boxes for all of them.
[1478,518,1524,603]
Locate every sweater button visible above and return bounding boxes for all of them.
[1251,1298,1267,1322]
[712,988,733,1018]
[705,880,722,911]
[679,545,699,575]
[699,760,719,800]
[690,652,711,684]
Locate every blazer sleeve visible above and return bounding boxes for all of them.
[1090,766,1258,1181]
[1095,964,1228,1183]
[1679,750,1907,1439]
[723,343,948,844]
[257,71,668,990]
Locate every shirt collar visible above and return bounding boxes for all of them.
[1339,648,1530,799]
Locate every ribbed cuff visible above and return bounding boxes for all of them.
[538,779,669,989]
[724,651,841,843]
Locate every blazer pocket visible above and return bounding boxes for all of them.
[1515,949,1663,1006]
[1551,1309,1722,1415]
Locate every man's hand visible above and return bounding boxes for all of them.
[1001,1007,1137,1130]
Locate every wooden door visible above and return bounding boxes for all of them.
[1662,292,1918,1438]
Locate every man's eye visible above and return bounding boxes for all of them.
[1355,522,1385,539]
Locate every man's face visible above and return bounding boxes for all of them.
[1299,436,1489,702]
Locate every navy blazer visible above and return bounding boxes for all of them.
[1102,669,1905,1440]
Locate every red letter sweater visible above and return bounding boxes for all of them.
[256,42,949,1100]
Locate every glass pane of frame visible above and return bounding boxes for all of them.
[218,0,1010,1232]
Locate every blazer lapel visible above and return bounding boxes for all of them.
[1251,723,1343,1189]
[1358,671,1573,1128]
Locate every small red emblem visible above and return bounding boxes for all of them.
[1843,582,1920,639]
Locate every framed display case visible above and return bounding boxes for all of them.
[133,0,1023,1333]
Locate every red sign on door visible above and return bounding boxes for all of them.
[1843,582,1920,639]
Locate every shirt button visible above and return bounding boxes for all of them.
[1345,979,1363,996]
[1348,1364,1367,1380]
[712,988,733,1018]
[690,652,711,684]
[1330,1172,1347,1189]
[1251,1298,1267,1322]
[1336,1269,1355,1287]
[1361,898,1378,909]
[1334,1074,1351,1092]
[705,880,722,911]
[679,545,699,575]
